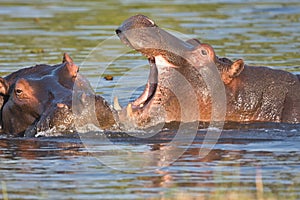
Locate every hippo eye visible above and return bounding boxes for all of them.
[15,89,23,95]
[201,49,208,56]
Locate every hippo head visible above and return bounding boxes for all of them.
[116,15,244,127]
[0,54,78,136]
[0,54,117,137]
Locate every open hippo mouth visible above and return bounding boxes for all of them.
[115,14,198,111]
[130,57,158,109]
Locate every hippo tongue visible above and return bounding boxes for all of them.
[132,57,158,109]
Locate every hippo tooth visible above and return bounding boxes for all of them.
[126,103,133,118]
[113,96,122,111]
[139,103,144,108]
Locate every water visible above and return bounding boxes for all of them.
[0,0,300,199]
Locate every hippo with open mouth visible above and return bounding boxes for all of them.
[115,14,300,128]
[0,53,117,137]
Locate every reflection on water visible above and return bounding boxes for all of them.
[1,125,300,199]
[0,0,300,199]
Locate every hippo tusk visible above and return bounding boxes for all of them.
[126,103,133,118]
[113,96,122,111]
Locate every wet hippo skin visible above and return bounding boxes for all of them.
[0,54,117,137]
[115,15,300,127]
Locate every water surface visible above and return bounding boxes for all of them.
[0,0,300,199]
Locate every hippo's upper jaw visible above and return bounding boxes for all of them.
[116,15,198,66]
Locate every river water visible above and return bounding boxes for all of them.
[0,0,300,199]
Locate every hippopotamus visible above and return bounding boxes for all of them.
[0,53,117,137]
[115,14,300,127]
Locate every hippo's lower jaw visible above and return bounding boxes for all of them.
[125,53,184,112]
[118,54,191,128]
[131,58,158,110]
[116,57,160,128]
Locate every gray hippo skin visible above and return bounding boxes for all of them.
[115,14,300,127]
[0,54,117,137]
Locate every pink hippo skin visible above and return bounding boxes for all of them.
[115,15,300,128]
[0,54,117,137]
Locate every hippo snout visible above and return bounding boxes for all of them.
[116,14,156,34]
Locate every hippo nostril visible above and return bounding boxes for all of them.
[115,29,122,35]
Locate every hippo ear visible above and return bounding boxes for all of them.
[61,53,79,78]
[229,59,244,78]
[65,53,78,78]
[57,57,79,89]
[186,38,201,46]
[0,77,9,95]
[65,61,79,78]
[222,59,244,84]
[62,53,73,63]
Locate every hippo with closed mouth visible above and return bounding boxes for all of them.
[115,14,300,128]
[0,53,117,137]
